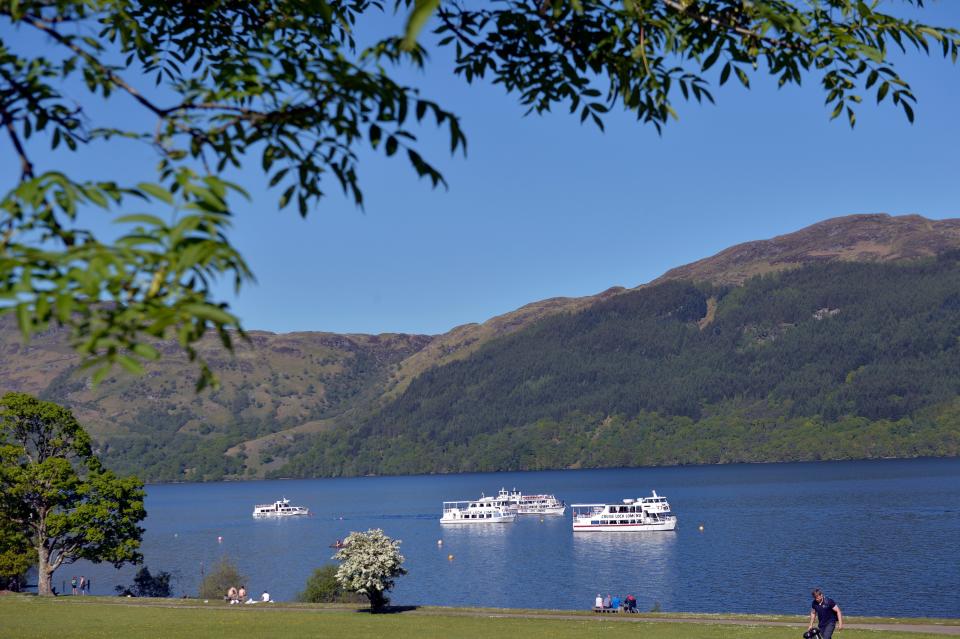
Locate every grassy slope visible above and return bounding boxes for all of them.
[1,597,955,639]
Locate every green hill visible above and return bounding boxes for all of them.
[0,321,430,480]
[2,213,959,480]
[273,254,960,477]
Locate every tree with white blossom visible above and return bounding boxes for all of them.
[333,528,407,612]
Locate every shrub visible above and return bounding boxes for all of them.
[115,566,173,598]
[198,557,246,600]
[296,565,365,603]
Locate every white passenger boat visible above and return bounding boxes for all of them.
[489,488,566,515]
[252,498,310,518]
[571,490,677,532]
[440,500,516,524]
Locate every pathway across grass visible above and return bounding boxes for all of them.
[1,595,957,639]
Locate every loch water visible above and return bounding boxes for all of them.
[67,458,959,617]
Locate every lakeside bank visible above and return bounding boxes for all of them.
[2,596,958,638]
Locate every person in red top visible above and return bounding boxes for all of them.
[809,588,843,638]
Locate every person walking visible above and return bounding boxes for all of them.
[809,588,843,638]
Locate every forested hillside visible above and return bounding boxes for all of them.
[274,254,960,477]
[2,214,958,481]
[0,321,430,480]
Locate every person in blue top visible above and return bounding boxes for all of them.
[611,595,620,610]
[809,588,843,638]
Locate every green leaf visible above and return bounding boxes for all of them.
[902,102,915,123]
[91,365,111,387]
[137,183,175,205]
[131,343,161,361]
[385,136,398,157]
[15,303,31,341]
[182,303,237,326]
[114,214,167,228]
[402,0,440,52]
[116,355,145,375]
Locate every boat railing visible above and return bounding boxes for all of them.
[571,504,607,517]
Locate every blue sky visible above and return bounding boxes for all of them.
[2,5,959,336]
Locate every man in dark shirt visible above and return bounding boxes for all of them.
[809,588,843,638]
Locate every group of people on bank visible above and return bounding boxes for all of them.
[70,575,91,595]
[226,585,272,604]
[590,586,842,639]
[593,593,638,613]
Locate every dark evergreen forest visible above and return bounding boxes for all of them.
[275,253,960,477]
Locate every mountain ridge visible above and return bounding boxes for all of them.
[2,212,958,480]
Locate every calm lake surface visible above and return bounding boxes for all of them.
[68,458,959,617]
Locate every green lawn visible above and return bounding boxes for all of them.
[1,597,955,639]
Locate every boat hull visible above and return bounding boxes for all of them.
[518,506,566,515]
[440,515,516,524]
[572,519,676,532]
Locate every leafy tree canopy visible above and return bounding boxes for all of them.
[0,514,32,592]
[334,528,406,611]
[0,392,146,595]
[0,1,957,387]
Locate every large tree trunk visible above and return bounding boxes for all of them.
[37,543,54,596]
[368,588,388,612]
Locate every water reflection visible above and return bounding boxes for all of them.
[571,531,678,610]
[572,530,677,555]
[440,523,511,540]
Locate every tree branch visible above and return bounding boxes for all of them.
[658,0,802,51]
[437,9,479,49]
[1,105,34,181]
[22,14,169,118]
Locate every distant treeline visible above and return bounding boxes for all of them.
[273,253,960,477]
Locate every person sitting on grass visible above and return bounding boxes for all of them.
[227,586,239,604]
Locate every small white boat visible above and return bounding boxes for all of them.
[440,500,516,524]
[571,490,677,532]
[491,487,566,515]
[252,498,309,518]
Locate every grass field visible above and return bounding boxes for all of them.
[1,596,957,639]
